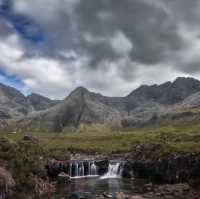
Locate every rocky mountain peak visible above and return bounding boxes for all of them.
[27,93,59,111]
[2,77,200,132]
[71,86,89,95]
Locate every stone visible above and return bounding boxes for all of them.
[116,192,127,199]
[57,172,71,184]
[23,134,39,144]
[130,195,145,199]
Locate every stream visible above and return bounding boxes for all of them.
[47,161,181,198]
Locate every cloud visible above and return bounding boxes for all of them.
[0,29,77,98]
[0,0,200,98]
[110,31,133,56]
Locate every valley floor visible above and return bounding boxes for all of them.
[3,118,200,155]
[1,118,200,198]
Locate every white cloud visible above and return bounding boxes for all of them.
[1,0,200,100]
[110,31,133,55]
[0,33,74,98]
[0,30,198,99]
[13,0,80,23]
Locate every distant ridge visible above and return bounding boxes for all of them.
[0,77,200,132]
[7,76,200,132]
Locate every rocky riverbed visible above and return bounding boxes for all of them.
[43,152,200,199]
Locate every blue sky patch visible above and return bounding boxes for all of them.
[0,68,27,94]
[0,0,45,44]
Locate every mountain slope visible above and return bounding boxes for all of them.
[17,77,200,132]
[0,83,31,119]
[27,93,60,111]
[1,77,200,132]
[127,77,200,105]
[23,87,127,131]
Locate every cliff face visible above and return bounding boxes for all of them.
[123,153,200,189]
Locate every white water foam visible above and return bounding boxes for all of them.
[100,162,122,179]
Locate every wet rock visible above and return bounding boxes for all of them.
[116,192,145,199]
[96,160,109,175]
[122,161,133,178]
[70,192,90,199]
[70,193,82,199]
[157,183,191,195]
[116,192,127,199]
[130,196,145,199]
[51,151,70,161]
[129,153,200,185]
[57,172,71,184]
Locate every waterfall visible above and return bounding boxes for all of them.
[88,161,91,175]
[69,163,72,177]
[79,162,85,176]
[69,161,98,178]
[75,163,79,177]
[100,162,122,179]
[68,160,122,179]
[91,162,97,176]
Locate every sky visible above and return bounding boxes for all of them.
[0,0,200,99]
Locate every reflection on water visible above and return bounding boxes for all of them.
[55,177,146,198]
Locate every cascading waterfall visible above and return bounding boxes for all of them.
[69,163,72,177]
[69,161,98,178]
[75,162,79,177]
[91,162,97,176]
[100,162,122,179]
[67,160,123,179]
[79,162,85,176]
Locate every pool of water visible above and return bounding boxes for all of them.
[55,178,134,198]
[53,177,172,199]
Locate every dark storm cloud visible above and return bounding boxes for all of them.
[76,0,184,66]
[1,0,200,98]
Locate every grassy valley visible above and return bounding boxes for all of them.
[3,118,200,155]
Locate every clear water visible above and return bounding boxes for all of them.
[55,178,140,198]
[53,178,177,199]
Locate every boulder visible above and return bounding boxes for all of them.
[23,134,39,144]
[116,192,145,199]
[96,160,109,175]
[57,172,71,184]
[122,161,133,178]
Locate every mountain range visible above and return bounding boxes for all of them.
[1,77,200,132]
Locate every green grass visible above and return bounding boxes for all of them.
[2,118,200,154]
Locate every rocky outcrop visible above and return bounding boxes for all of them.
[0,167,15,198]
[57,172,71,184]
[20,77,200,132]
[2,77,200,132]
[46,158,109,178]
[0,83,32,122]
[123,154,200,187]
